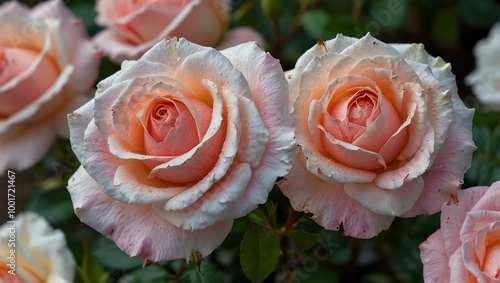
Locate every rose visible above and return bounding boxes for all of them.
[0,0,102,173]
[420,181,500,282]
[465,22,500,109]
[94,0,230,63]
[217,27,266,50]
[0,212,76,283]
[279,33,476,238]
[67,38,297,262]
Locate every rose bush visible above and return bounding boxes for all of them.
[466,22,500,108]
[279,33,476,238]
[0,212,76,283]
[420,181,500,282]
[94,0,230,63]
[0,0,102,173]
[67,38,297,262]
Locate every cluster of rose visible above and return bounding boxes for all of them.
[0,1,499,282]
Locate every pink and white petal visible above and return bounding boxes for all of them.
[149,80,232,183]
[460,211,500,244]
[419,230,451,283]
[375,121,434,190]
[32,0,102,94]
[154,163,252,230]
[434,186,489,257]
[0,123,55,172]
[470,181,500,212]
[293,34,358,75]
[281,154,394,238]
[94,29,152,63]
[404,98,475,217]
[344,176,424,216]
[341,34,404,59]
[449,247,478,283]
[217,27,265,50]
[82,122,178,204]
[0,1,30,15]
[67,166,233,262]
[112,60,175,87]
[461,240,489,283]
[68,98,95,161]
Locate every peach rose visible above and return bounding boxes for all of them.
[420,181,500,282]
[465,22,500,109]
[0,212,76,283]
[279,34,476,238]
[0,0,102,173]
[95,0,230,63]
[67,38,297,262]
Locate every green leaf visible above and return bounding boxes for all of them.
[91,237,143,270]
[367,0,410,31]
[300,10,330,39]
[179,261,223,283]
[118,265,171,283]
[77,251,110,283]
[264,198,277,226]
[240,226,280,283]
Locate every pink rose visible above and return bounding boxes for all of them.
[420,182,500,282]
[95,0,230,63]
[67,38,297,262]
[279,34,476,238]
[217,27,266,50]
[0,0,102,172]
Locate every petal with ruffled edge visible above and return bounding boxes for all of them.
[67,166,233,262]
[280,154,394,238]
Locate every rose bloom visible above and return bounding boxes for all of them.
[465,22,500,108]
[0,0,102,173]
[67,38,297,262]
[279,34,476,238]
[420,181,500,282]
[0,212,76,283]
[95,0,232,63]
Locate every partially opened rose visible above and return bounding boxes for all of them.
[420,181,500,282]
[0,0,102,173]
[280,34,476,238]
[67,38,297,262]
[0,212,76,283]
[95,0,230,63]
[465,22,500,108]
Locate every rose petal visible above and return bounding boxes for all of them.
[449,247,477,283]
[67,166,233,262]
[344,176,424,216]
[419,230,451,283]
[280,154,394,238]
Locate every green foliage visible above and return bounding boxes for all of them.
[118,265,171,283]
[91,237,144,271]
[179,261,224,283]
[26,187,74,226]
[240,226,280,283]
[456,0,500,29]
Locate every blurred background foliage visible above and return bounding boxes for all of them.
[1,0,500,282]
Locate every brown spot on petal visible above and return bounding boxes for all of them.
[317,40,328,52]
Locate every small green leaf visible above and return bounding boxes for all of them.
[240,226,280,283]
[264,198,277,226]
[77,251,110,283]
[26,188,75,225]
[91,237,143,270]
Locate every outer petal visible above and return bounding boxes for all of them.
[419,230,451,283]
[68,166,233,262]
[280,154,394,238]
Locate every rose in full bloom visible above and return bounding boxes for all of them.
[94,0,231,63]
[465,22,500,108]
[67,38,297,262]
[420,181,500,282]
[0,212,76,283]
[279,33,476,238]
[0,0,102,173]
